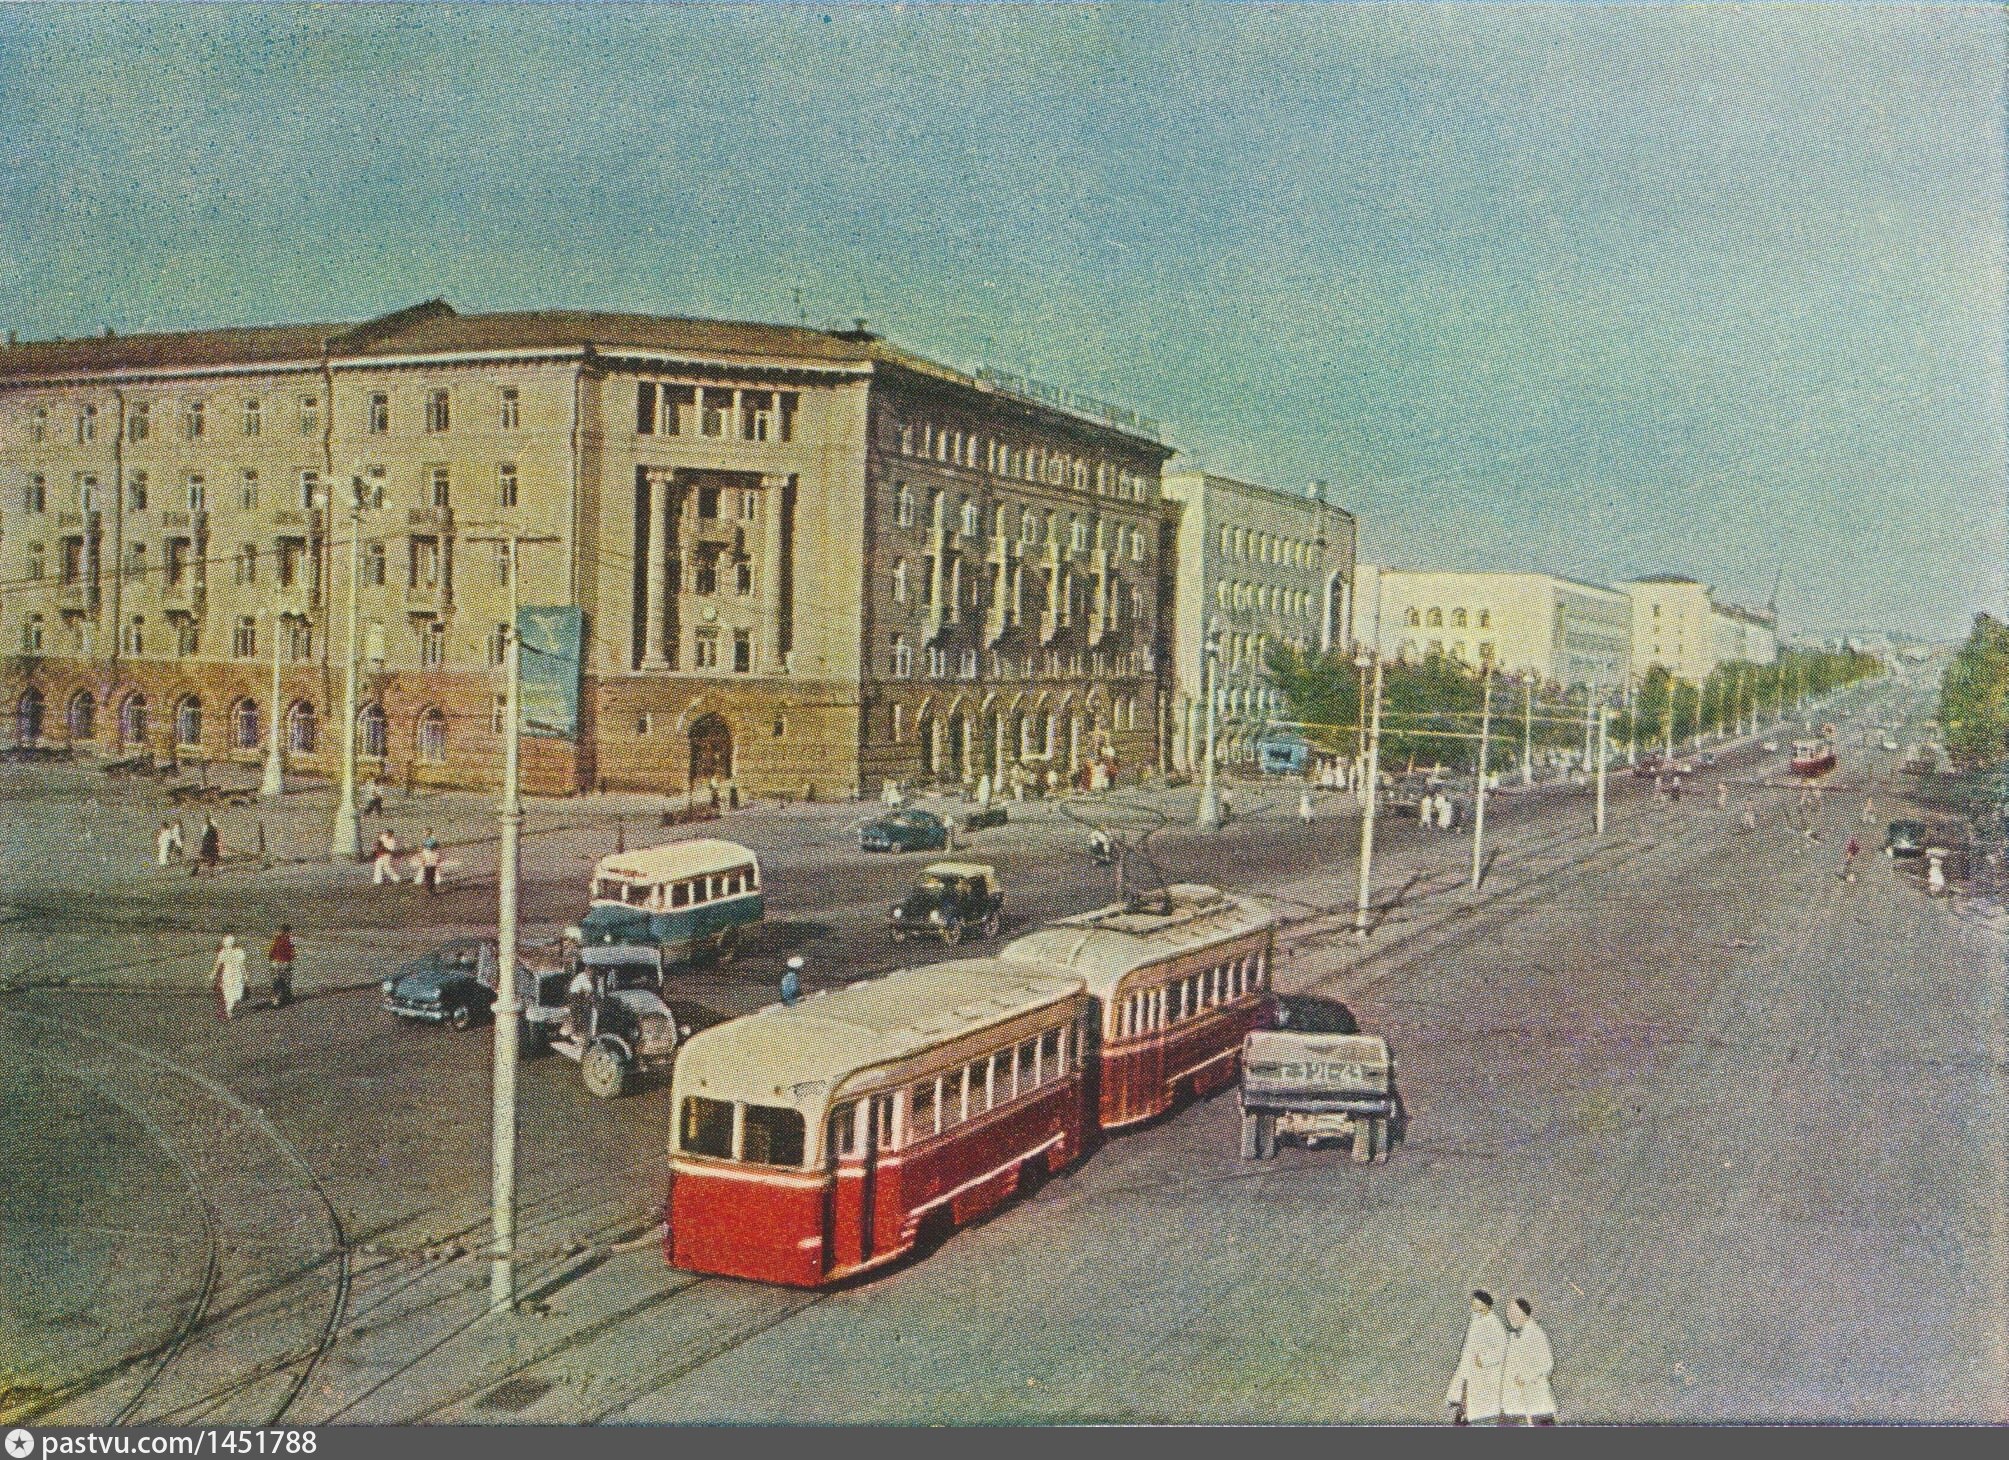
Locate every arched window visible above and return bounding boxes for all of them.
[1478,610,1492,628]
[15,687,45,745]
[1451,608,1467,628]
[359,702,388,759]
[1406,607,1421,627]
[232,697,260,750]
[416,706,447,764]
[1426,607,1444,627]
[174,695,203,749]
[67,688,96,742]
[287,699,318,755]
[120,693,148,745]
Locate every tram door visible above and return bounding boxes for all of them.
[826,1095,897,1273]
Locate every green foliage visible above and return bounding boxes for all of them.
[1940,613,2009,763]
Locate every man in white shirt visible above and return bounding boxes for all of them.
[1445,1289,1508,1425]
[1501,1297,1558,1424]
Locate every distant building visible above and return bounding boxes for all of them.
[1620,575,1776,683]
[0,300,1172,796]
[1159,471,1356,770]
[1366,568,1631,690]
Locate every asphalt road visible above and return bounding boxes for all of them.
[5,670,2001,1423]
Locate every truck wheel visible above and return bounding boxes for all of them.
[1239,1110,1261,1161]
[942,919,964,945]
[1256,1112,1277,1160]
[981,911,1001,939]
[1372,1117,1391,1162]
[581,1043,631,1099]
[1352,1118,1375,1163]
[714,926,742,965]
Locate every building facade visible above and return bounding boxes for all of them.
[1620,575,1776,683]
[0,301,1171,797]
[1159,471,1356,769]
[1367,568,1632,690]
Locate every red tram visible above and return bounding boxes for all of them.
[667,958,1093,1287]
[1000,883,1274,1129]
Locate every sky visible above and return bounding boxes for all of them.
[0,2,2002,639]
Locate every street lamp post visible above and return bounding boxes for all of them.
[1520,674,1533,787]
[1469,669,1492,893]
[1352,651,1384,939]
[1595,704,1611,835]
[259,605,285,799]
[330,477,364,861]
[1196,616,1223,831]
[1624,677,1637,765]
[1581,679,1595,769]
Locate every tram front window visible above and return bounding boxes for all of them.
[742,1104,805,1168]
[681,1096,734,1158]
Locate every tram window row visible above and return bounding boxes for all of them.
[1113,951,1265,1041]
[837,1017,1089,1156]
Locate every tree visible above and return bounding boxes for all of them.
[1940,613,2009,763]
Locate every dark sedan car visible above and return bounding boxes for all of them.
[860,808,950,853]
[383,937,504,1030]
[1884,819,1927,859]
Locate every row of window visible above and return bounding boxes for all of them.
[15,462,522,516]
[1111,950,1267,1042]
[1215,579,1321,620]
[886,696,1143,751]
[18,387,523,447]
[836,1020,1085,1161]
[887,554,1146,621]
[891,418,1152,504]
[884,638,1152,683]
[1216,524,1325,570]
[592,862,759,912]
[635,383,798,442]
[1399,639,1498,667]
[891,483,1149,562]
[1405,606,1495,630]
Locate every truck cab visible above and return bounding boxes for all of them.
[519,942,684,1098]
[1239,996,1398,1163]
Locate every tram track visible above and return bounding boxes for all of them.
[0,1009,349,1426]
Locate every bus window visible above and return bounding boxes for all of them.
[1011,1041,1032,1097]
[743,1105,805,1167]
[875,1097,895,1148]
[969,1058,992,1117]
[911,1076,939,1139]
[646,885,666,912]
[671,880,692,909]
[681,1096,735,1158]
[720,870,740,897]
[1039,1026,1061,1082]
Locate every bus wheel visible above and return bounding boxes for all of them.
[714,926,742,964]
[581,1043,631,1099]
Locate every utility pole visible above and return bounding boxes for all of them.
[1663,694,1675,764]
[1520,675,1533,786]
[260,605,285,798]
[466,529,559,1314]
[331,477,364,861]
[1581,679,1595,769]
[1196,616,1223,831]
[1469,670,1492,893]
[1595,704,1610,836]
[1625,676,1636,765]
[1353,653,1384,939]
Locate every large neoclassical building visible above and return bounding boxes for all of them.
[0,301,1173,796]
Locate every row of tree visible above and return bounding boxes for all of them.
[1939,613,2009,763]
[1264,642,1885,774]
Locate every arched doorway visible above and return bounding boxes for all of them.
[915,707,936,777]
[287,699,318,756]
[119,693,148,747]
[688,712,733,784]
[67,689,96,743]
[944,709,967,783]
[174,695,203,751]
[15,688,45,745]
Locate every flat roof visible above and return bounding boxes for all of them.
[999,884,1272,999]
[593,839,758,883]
[671,957,1085,1113]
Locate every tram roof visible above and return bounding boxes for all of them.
[592,839,758,884]
[999,884,1273,998]
[672,958,1085,1110]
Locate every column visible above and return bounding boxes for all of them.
[641,472,671,670]
[759,474,788,670]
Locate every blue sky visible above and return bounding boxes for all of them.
[1,2,2001,638]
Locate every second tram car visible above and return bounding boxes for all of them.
[668,958,1093,1287]
[1001,884,1274,1129]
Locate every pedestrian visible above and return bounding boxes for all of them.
[372,828,402,884]
[156,819,183,867]
[418,834,442,895]
[1716,782,1729,811]
[1669,777,1682,803]
[708,774,722,812]
[780,955,803,1007]
[1501,1298,1558,1425]
[566,959,595,1040]
[1298,790,1314,825]
[362,775,384,817]
[1740,801,1758,834]
[1862,795,1875,826]
[1445,1289,1508,1426]
[193,816,221,877]
[727,778,739,811]
[1438,791,1456,831]
[209,933,248,1021]
[266,925,296,1007]
[1842,834,1862,883]
[1813,786,1825,810]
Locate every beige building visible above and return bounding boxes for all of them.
[1620,574,1776,683]
[1368,568,1631,690]
[1159,471,1356,768]
[0,301,1170,796]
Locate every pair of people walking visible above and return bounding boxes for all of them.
[1446,1290,1557,1425]
[209,927,295,1019]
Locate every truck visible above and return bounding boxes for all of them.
[519,941,687,1098]
[1238,997,1399,1163]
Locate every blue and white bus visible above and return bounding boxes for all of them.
[578,839,764,966]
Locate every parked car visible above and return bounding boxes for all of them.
[860,807,950,853]
[957,805,1010,833]
[1884,819,1927,858]
[890,861,1005,944]
[383,936,514,1030]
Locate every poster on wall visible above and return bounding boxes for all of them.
[517,604,583,739]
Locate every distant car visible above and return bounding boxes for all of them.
[383,936,508,1030]
[1761,739,1780,753]
[1698,751,1717,768]
[889,861,1005,943]
[957,805,1009,833]
[860,807,950,853]
[1881,737,1900,752]
[1884,819,1927,859]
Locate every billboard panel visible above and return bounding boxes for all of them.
[517,605,583,740]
